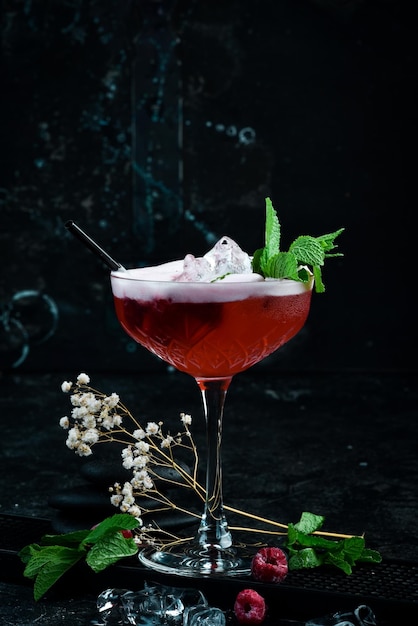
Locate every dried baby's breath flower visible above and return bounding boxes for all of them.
[76,373,90,385]
[59,416,69,429]
[180,412,192,425]
[145,422,159,436]
[60,373,354,548]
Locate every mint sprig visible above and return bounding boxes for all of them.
[19,514,140,601]
[252,198,344,293]
[285,511,382,575]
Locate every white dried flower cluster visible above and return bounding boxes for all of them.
[60,373,122,457]
[60,374,200,547]
[58,375,352,552]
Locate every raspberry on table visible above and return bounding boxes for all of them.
[251,546,288,583]
[233,588,267,625]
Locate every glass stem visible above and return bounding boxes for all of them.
[195,376,233,552]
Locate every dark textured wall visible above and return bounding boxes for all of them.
[1,0,416,373]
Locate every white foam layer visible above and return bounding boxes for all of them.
[110,265,313,303]
[118,260,185,282]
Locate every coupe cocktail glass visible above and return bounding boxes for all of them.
[110,268,313,577]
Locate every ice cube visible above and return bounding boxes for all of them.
[183,605,226,626]
[174,237,253,283]
[119,582,209,625]
[204,236,252,276]
[96,588,131,624]
[305,603,377,626]
[121,589,183,625]
[174,254,213,282]
[142,581,208,609]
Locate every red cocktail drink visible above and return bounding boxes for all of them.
[112,276,312,378]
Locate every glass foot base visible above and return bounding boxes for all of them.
[138,543,252,578]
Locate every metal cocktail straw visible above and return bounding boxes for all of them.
[65,220,126,272]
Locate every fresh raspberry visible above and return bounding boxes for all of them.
[251,547,288,583]
[233,588,266,625]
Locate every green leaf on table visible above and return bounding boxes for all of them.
[288,526,340,551]
[339,536,366,562]
[87,532,138,572]
[358,547,383,564]
[288,547,324,570]
[39,529,90,547]
[285,511,382,575]
[19,514,141,601]
[81,512,140,546]
[323,551,354,575]
[293,511,325,535]
[20,544,85,601]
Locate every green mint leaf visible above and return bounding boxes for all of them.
[22,545,69,580]
[358,548,383,564]
[316,228,345,254]
[286,523,298,547]
[339,536,366,564]
[253,198,344,292]
[251,247,264,275]
[288,527,341,551]
[82,513,140,547]
[294,511,325,535]
[18,543,38,566]
[323,551,354,575]
[262,251,300,280]
[288,236,326,267]
[286,511,382,576]
[86,532,138,573]
[264,197,281,256]
[34,551,85,601]
[22,545,85,601]
[18,544,45,577]
[40,529,90,547]
[312,265,325,293]
[288,547,323,570]
[19,513,141,601]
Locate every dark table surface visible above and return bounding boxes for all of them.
[1,369,417,625]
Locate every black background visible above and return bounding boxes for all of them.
[1,5,418,623]
[1,0,416,374]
